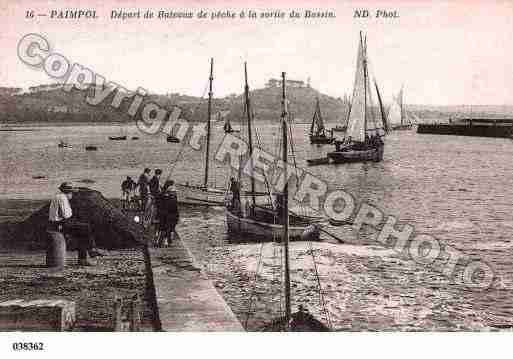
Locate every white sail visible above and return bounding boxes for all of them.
[346,35,367,143]
[388,99,402,127]
[388,86,404,127]
[365,56,380,135]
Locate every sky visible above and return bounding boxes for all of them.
[1,0,513,106]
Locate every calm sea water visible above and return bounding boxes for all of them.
[2,122,513,329]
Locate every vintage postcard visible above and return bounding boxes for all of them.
[0,0,512,357]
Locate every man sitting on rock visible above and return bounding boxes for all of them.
[47,182,106,266]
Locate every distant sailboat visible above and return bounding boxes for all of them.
[224,117,234,133]
[309,97,334,144]
[327,32,387,164]
[331,94,350,132]
[109,121,128,140]
[58,139,72,148]
[388,86,413,130]
[166,135,180,143]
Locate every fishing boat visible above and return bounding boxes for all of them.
[238,72,328,332]
[58,140,72,148]
[223,118,234,133]
[306,157,330,166]
[109,120,128,140]
[327,32,387,164]
[166,135,180,143]
[173,59,265,206]
[331,124,347,132]
[108,135,127,140]
[309,97,334,144]
[388,85,413,130]
[225,68,317,241]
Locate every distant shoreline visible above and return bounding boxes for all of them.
[1,119,316,127]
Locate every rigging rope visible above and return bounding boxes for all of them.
[307,240,333,330]
[244,242,266,330]
[166,79,210,180]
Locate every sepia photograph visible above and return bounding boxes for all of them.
[0,0,512,356]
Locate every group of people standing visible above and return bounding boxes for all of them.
[122,168,180,245]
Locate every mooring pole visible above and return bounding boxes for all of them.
[281,71,291,329]
[204,58,214,189]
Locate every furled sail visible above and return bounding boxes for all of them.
[345,34,367,143]
[310,98,325,136]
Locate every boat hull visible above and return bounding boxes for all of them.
[225,208,310,241]
[175,183,267,206]
[167,136,180,143]
[109,136,127,140]
[175,183,226,205]
[309,135,334,144]
[390,124,413,131]
[307,157,330,166]
[327,144,384,163]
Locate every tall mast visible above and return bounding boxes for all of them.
[375,80,388,134]
[281,71,291,329]
[244,62,256,205]
[362,33,368,139]
[204,58,213,189]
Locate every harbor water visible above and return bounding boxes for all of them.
[2,122,513,330]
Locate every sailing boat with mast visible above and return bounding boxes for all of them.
[309,97,334,144]
[331,94,351,132]
[175,59,265,206]
[175,58,225,205]
[388,85,413,130]
[327,32,387,164]
[225,67,317,240]
[109,120,128,140]
[223,117,234,133]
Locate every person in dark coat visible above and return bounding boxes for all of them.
[149,169,162,197]
[137,168,151,212]
[156,180,179,246]
[229,177,241,211]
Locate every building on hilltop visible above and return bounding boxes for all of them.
[266,78,306,88]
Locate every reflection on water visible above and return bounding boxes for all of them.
[2,122,513,329]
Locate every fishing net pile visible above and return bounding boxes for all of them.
[15,188,143,250]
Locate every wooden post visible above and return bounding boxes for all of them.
[128,294,141,332]
[113,296,123,331]
[204,58,214,189]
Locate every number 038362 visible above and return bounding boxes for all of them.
[12,342,44,351]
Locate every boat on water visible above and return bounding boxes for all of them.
[172,59,264,206]
[223,118,236,133]
[58,140,72,148]
[388,85,413,130]
[85,145,98,151]
[225,68,317,241]
[309,97,334,144]
[166,135,180,143]
[327,32,388,164]
[131,136,139,140]
[108,135,127,140]
[306,157,330,166]
[331,124,347,132]
[229,71,327,332]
